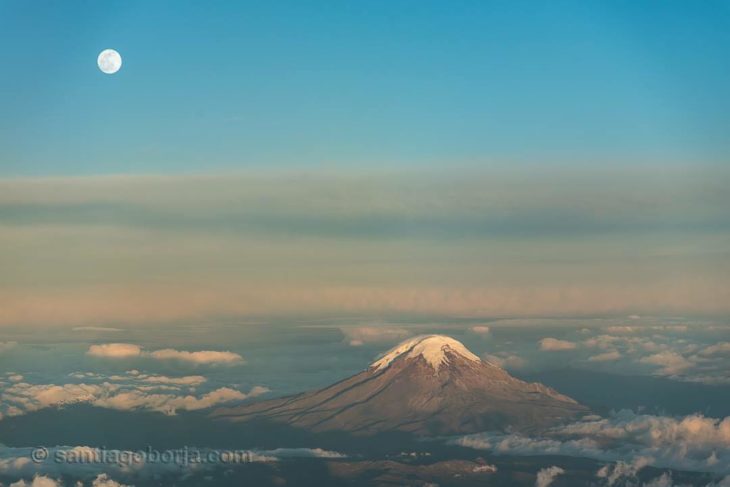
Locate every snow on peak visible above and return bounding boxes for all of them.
[370,335,481,372]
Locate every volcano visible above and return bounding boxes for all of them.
[213,335,588,436]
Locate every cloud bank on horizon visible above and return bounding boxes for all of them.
[0,166,728,326]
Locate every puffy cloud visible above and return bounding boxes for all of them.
[635,339,669,353]
[455,431,603,459]
[87,344,141,359]
[0,444,178,482]
[148,349,243,365]
[340,326,411,347]
[574,325,730,385]
[701,342,730,356]
[263,448,345,459]
[92,387,256,414]
[453,410,730,474]
[539,338,577,351]
[0,444,344,484]
[9,476,62,487]
[640,351,694,375]
[68,371,206,388]
[86,344,244,365]
[596,457,651,486]
[10,473,135,487]
[584,335,623,349]
[0,373,268,417]
[535,466,564,487]
[482,352,527,369]
[5,383,107,411]
[135,374,206,387]
[588,350,622,362]
[91,473,132,487]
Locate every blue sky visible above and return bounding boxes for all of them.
[1,0,729,175]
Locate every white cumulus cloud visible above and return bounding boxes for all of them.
[701,342,730,356]
[8,476,62,487]
[640,351,694,376]
[0,444,344,484]
[596,457,652,486]
[453,410,730,475]
[87,344,141,359]
[0,371,268,418]
[148,349,244,365]
[535,466,564,487]
[91,473,133,487]
[86,344,244,365]
[539,338,577,351]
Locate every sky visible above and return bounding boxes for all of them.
[0,1,729,325]
[1,0,729,175]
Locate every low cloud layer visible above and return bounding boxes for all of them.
[494,318,730,386]
[539,338,577,351]
[0,370,267,419]
[0,445,345,486]
[6,473,132,487]
[453,410,730,475]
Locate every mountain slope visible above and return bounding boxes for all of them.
[213,335,588,436]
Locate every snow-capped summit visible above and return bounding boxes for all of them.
[215,334,588,436]
[371,335,481,371]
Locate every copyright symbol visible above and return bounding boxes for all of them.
[31,447,48,463]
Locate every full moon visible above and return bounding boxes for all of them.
[97,49,122,74]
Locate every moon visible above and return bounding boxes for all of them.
[97,49,122,74]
